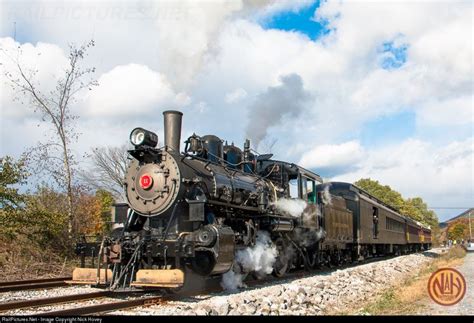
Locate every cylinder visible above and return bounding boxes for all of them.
[163,110,183,153]
[270,219,294,232]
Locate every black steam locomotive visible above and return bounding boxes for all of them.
[71,111,431,290]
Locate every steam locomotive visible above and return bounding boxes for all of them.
[71,111,431,290]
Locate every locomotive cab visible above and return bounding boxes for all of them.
[257,160,322,204]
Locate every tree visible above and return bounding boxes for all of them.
[74,188,114,236]
[402,197,438,229]
[0,156,29,212]
[96,189,114,234]
[354,178,439,228]
[3,184,115,250]
[22,185,69,249]
[1,40,97,236]
[0,156,29,240]
[79,144,130,201]
[354,178,405,209]
[448,222,467,241]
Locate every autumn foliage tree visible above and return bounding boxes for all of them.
[354,178,438,229]
[74,189,114,237]
[447,219,472,241]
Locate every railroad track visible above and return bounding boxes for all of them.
[38,257,393,316]
[0,291,110,312]
[43,295,165,316]
[0,252,424,316]
[0,290,167,316]
[0,277,71,293]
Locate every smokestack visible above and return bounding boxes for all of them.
[163,110,183,153]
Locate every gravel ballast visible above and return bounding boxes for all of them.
[110,250,441,315]
[0,250,442,315]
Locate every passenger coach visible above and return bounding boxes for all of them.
[316,182,432,259]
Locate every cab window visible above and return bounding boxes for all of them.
[301,177,308,200]
[289,178,298,198]
[306,178,316,204]
[302,177,316,204]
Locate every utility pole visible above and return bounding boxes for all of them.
[469,209,472,241]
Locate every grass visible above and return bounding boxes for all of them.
[356,246,466,315]
[0,237,79,281]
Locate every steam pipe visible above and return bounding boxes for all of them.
[163,110,183,153]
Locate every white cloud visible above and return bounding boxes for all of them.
[332,138,474,220]
[82,64,189,118]
[299,141,364,169]
[417,96,473,127]
[225,88,247,104]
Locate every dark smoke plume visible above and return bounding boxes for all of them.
[245,73,311,147]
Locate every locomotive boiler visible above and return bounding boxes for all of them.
[71,111,324,289]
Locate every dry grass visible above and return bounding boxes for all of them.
[356,247,466,315]
[0,237,79,281]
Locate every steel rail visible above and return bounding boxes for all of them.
[42,296,164,316]
[0,277,72,293]
[0,291,111,312]
[0,277,72,287]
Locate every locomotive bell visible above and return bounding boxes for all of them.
[125,151,181,216]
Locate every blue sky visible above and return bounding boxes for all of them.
[0,0,472,222]
[263,1,329,40]
[359,111,416,148]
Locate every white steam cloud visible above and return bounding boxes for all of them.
[272,198,307,217]
[322,185,332,205]
[220,270,246,292]
[273,198,325,247]
[221,231,277,291]
[272,198,323,224]
[153,0,311,90]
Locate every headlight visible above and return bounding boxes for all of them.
[130,127,158,147]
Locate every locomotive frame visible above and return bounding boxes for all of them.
[71,111,431,290]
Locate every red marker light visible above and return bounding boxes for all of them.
[139,174,153,189]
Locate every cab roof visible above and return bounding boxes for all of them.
[261,159,323,183]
